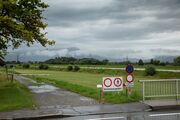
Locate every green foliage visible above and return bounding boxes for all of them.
[74,65,80,71]
[0,58,5,66]
[9,64,14,68]
[145,66,156,76]
[0,0,55,57]
[138,59,144,66]
[149,59,160,65]
[39,64,48,70]
[22,64,30,69]
[45,57,109,65]
[67,65,73,71]
[159,62,166,66]
[174,56,180,66]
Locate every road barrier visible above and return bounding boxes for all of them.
[139,79,180,101]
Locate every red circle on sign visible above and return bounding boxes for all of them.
[104,78,112,87]
[114,78,122,87]
[126,74,134,83]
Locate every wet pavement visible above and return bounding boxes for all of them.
[46,111,180,120]
[16,75,99,109]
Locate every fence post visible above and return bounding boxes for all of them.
[176,80,179,101]
[142,82,145,101]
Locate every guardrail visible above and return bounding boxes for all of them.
[139,79,180,101]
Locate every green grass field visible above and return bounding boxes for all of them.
[0,72,35,112]
[15,64,180,70]
[15,68,180,104]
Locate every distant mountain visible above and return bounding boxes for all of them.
[154,56,176,63]
[5,49,178,63]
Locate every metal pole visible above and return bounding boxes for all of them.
[143,82,145,101]
[176,80,179,101]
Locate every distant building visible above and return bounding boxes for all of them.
[0,58,5,66]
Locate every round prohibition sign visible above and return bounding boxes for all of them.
[114,78,122,87]
[126,74,134,83]
[104,78,112,87]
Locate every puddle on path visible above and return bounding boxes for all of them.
[80,97,94,102]
[28,84,58,93]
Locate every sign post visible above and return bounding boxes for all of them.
[125,64,134,96]
[97,84,102,103]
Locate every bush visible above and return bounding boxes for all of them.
[39,64,49,70]
[9,65,14,68]
[22,64,30,69]
[67,65,73,71]
[74,66,80,71]
[174,56,180,66]
[145,66,156,76]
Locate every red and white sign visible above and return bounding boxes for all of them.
[103,77,123,91]
[126,74,134,83]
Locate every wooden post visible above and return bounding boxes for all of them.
[11,74,14,83]
[101,90,104,104]
[5,65,9,81]
[99,88,102,103]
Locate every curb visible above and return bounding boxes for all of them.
[151,105,180,111]
[0,107,151,120]
[6,114,73,120]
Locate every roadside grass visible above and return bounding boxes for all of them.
[0,72,35,112]
[15,69,180,104]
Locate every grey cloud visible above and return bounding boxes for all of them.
[44,0,180,42]
[150,48,180,54]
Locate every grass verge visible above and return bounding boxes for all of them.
[0,74,35,112]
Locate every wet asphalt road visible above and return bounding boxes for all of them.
[44,110,180,120]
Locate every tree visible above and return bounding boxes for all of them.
[149,59,160,65]
[174,56,180,66]
[0,0,55,57]
[150,59,154,64]
[138,59,144,66]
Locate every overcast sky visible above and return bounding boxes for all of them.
[7,0,180,61]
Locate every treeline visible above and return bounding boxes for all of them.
[5,56,180,66]
[44,57,109,65]
[137,59,168,66]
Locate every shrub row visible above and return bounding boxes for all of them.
[67,65,80,71]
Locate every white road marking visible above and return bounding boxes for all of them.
[86,116,125,120]
[149,113,180,117]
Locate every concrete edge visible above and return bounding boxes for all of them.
[151,105,180,111]
[0,107,151,120]
[2,114,73,120]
